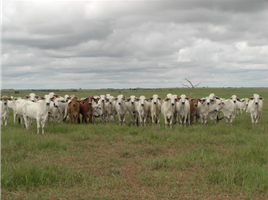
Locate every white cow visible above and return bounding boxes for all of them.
[125,95,139,126]
[48,96,66,124]
[149,94,162,125]
[24,93,38,102]
[114,95,128,125]
[136,96,151,127]
[195,98,209,125]
[13,98,34,125]
[1,96,12,127]
[206,95,222,123]
[246,94,264,124]
[161,94,177,127]
[230,95,245,114]
[243,98,249,111]
[23,95,53,134]
[105,96,117,122]
[215,99,236,124]
[176,94,190,125]
[98,95,108,122]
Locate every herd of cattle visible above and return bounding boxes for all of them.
[0,92,264,134]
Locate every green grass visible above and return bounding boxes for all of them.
[1,88,268,199]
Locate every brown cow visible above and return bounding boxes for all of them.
[68,97,80,124]
[79,96,99,124]
[189,97,198,125]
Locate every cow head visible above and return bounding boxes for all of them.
[250,94,264,105]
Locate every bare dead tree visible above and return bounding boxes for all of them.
[181,78,201,98]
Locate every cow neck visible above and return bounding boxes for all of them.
[39,100,50,113]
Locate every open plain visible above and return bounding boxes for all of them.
[1,87,268,199]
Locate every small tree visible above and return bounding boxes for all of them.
[181,78,201,98]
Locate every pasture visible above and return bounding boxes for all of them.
[1,88,268,199]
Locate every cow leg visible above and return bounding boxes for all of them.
[14,113,17,125]
[169,116,173,128]
[4,116,8,127]
[89,114,93,123]
[117,113,122,125]
[250,114,254,124]
[164,115,168,127]
[139,114,143,127]
[69,114,73,124]
[84,114,88,124]
[36,118,40,134]
[41,119,45,134]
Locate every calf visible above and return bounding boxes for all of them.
[1,96,13,127]
[215,99,236,124]
[114,95,128,125]
[105,96,116,122]
[22,95,53,134]
[189,97,198,125]
[136,96,151,127]
[24,93,38,102]
[230,95,245,114]
[176,94,190,125]
[149,94,162,125]
[79,96,97,123]
[246,94,264,124]
[161,94,177,128]
[195,98,209,124]
[68,97,80,124]
[125,95,139,126]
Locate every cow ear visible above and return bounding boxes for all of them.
[164,98,169,101]
[191,99,194,102]
[25,96,30,99]
[259,97,264,100]
[210,99,215,103]
[135,98,140,101]
[61,100,65,103]
[0,98,2,101]
[249,97,254,100]
[41,97,45,100]
[237,98,241,102]
[215,96,220,99]
[149,97,153,100]
[175,98,179,102]
[230,97,232,100]
[186,97,189,100]
[8,98,13,101]
[126,98,131,102]
[158,97,162,101]
[67,97,71,100]
[114,98,118,101]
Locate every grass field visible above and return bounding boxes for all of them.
[1,88,268,199]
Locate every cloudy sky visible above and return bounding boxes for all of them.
[2,0,268,89]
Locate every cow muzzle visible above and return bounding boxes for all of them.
[4,102,7,105]
[234,101,236,103]
[141,104,144,106]
[110,102,112,104]
[89,103,92,105]
[182,102,185,105]
[132,102,134,105]
[154,102,156,104]
[255,102,258,105]
[172,103,174,106]
[32,100,35,102]
[46,103,50,106]
[195,104,198,107]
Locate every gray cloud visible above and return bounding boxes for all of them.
[2,1,268,90]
